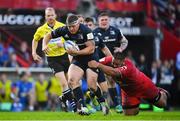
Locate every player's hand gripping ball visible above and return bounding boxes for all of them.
[64,40,79,56]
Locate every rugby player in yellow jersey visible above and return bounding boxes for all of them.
[32,7,77,111]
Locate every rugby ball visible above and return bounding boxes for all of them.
[64,40,79,51]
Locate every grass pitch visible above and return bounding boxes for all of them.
[0,111,180,121]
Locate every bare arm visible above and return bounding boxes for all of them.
[98,63,120,77]
[120,35,128,51]
[32,39,42,61]
[114,35,128,53]
[88,60,120,77]
[67,40,95,56]
[101,46,112,56]
[78,40,95,55]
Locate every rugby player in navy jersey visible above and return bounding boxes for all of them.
[42,15,109,115]
[84,17,112,110]
[93,12,128,113]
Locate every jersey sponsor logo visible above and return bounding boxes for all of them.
[105,36,109,40]
[87,33,94,40]
[103,38,116,42]
[49,37,62,44]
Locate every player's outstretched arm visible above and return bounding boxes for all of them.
[88,60,120,77]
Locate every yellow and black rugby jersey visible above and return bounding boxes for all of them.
[33,21,66,57]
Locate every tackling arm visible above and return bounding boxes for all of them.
[97,63,121,77]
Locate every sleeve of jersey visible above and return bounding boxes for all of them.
[85,26,94,40]
[99,56,113,65]
[33,29,41,41]
[51,27,64,38]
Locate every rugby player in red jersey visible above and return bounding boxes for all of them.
[88,52,169,115]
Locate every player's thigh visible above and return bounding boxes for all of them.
[121,90,140,115]
[68,64,84,88]
[86,68,98,89]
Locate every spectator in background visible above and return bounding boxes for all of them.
[0,40,4,66]
[127,50,136,65]
[19,41,30,61]
[151,60,161,85]
[11,71,35,111]
[0,40,14,67]
[35,73,48,110]
[0,73,12,103]
[77,14,85,24]
[137,54,150,77]
[6,53,19,67]
[176,51,180,79]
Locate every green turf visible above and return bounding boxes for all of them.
[0,111,179,120]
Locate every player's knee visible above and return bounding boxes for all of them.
[68,78,75,87]
[87,80,97,89]
[68,78,80,88]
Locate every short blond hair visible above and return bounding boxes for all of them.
[45,7,56,14]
